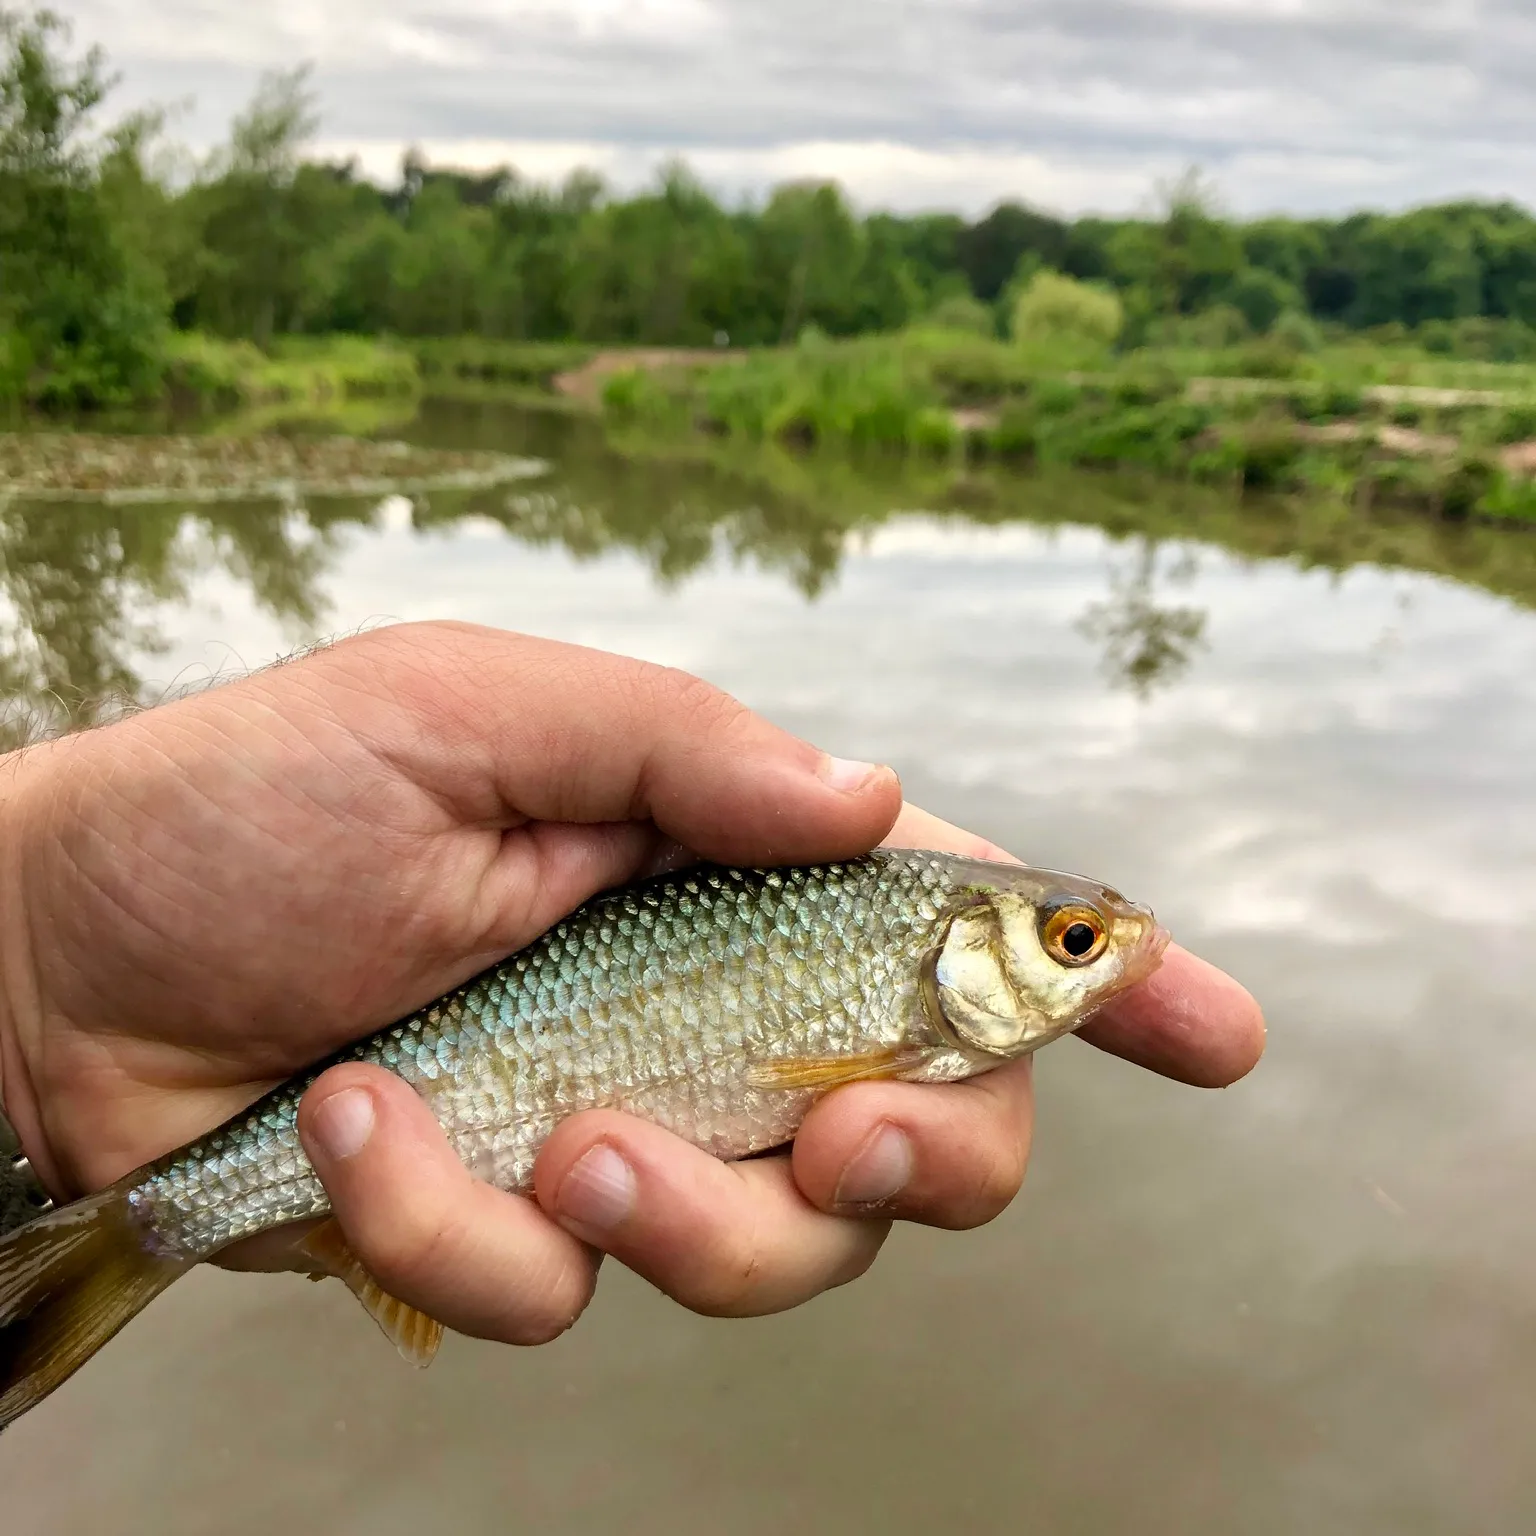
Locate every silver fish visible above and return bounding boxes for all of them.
[0,850,1169,1429]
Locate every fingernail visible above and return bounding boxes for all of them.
[835,1124,913,1209]
[555,1144,637,1235]
[311,1088,376,1161]
[820,756,885,794]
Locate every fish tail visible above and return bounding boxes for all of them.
[0,1184,187,1430]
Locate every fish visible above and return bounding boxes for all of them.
[0,848,1169,1430]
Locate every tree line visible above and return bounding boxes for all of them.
[7,6,1536,406]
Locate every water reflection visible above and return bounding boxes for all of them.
[0,497,344,747]
[1077,538,1208,697]
[7,401,1536,733]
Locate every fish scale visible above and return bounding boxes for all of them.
[126,852,959,1258]
[0,848,1168,1432]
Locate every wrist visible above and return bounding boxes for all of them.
[0,739,75,1202]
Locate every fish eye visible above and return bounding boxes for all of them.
[1040,904,1109,967]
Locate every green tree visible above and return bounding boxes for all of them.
[955,202,1070,301]
[0,7,166,404]
[1227,267,1304,334]
[754,181,866,342]
[185,66,325,344]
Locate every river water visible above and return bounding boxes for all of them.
[3,402,1536,1533]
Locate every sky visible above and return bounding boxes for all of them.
[56,0,1536,219]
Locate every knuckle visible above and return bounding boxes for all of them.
[652,666,747,740]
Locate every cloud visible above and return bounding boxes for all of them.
[60,0,1536,215]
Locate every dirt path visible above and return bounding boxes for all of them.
[1189,377,1518,408]
[552,348,743,403]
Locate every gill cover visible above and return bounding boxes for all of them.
[922,897,1050,1056]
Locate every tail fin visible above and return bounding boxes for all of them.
[0,1186,188,1430]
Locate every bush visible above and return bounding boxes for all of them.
[902,331,1035,404]
[1495,402,1536,443]
[1176,304,1253,350]
[1417,317,1536,362]
[1480,471,1536,523]
[985,400,1039,459]
[909,407,961,455]
[1227,268,1305,335]
[1031,378,1086,417]
[601,368,650,417]
[0,329,29,404]
[1436,455,1498,521]
[162,333,419,408]
[1203,421,1304,489]
[1229,337,1310,380]
[1011,270,1124,351]
[919,293,997,338]
[1271,310,1323,354]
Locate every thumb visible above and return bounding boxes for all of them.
[290,623,905,867]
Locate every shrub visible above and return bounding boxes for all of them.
[1011,270,1124,351]
[1271,310,1324,354]
[919,294,997,338]
[1227,268,1305,335]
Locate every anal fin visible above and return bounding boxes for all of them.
[299,1218,444,1368]
[744,1047,926,1092]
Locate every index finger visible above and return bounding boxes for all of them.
[882,804,1265,1089]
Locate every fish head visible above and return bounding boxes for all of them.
[922,864,1170,1059]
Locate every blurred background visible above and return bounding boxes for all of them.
[3,4,1536,1531]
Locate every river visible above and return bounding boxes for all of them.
[3,401,1535,1533]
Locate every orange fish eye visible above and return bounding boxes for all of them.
[1040,904,1109,967]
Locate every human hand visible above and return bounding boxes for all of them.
[0,622,1263,1349]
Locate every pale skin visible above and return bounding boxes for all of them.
[0,622,1264,1348]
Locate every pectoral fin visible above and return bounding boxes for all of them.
[299,1219,444,1368]
[744,1047,925,1092]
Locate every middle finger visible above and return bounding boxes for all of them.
[533,1111,891,1318]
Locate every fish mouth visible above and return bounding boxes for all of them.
[1128,920,1172,986]
[1109,914,1172,996]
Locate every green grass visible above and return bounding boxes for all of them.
[163,334,420,410]
[591,329,1536,526]
[410,338,595,389]
[604,339,962,454]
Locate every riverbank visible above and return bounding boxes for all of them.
[590,331,1536,525]
[14,327,1536,527]
[163,336,421,411]
[0,333,423,418]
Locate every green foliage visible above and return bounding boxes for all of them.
[1150,303,1252,349]
[1493,401,1536,442]
[1271,309,1324,353]
[162,333,418,408]
[1417,316,1536,362]
[1011,270,1124,355]
[917,293,997,338]
[412,338,593,387]
[1227,267,1304,334]
[986,400,1039,459]
[22,9,1536,432]
[1437,455,1500,520]
[0,7,165,406]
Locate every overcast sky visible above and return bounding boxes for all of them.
[58,0,1536,218]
